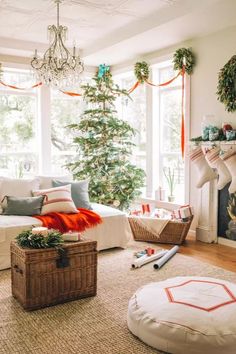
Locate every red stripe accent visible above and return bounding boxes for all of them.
[35,188,71,195]
[43,198,73,206]
[190,150,203,161]
[165,279,236,312]
[222,151,236,161]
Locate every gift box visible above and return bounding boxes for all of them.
[173,205,194,220]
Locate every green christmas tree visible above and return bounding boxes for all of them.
[67,65,145,210]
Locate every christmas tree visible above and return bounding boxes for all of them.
[67,65,145,210]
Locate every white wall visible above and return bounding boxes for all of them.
[189,25,236,229]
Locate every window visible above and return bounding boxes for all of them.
[0,69,38,177]
[50,90,86,174]
[115,61,187,205]
[115,73,147,193]
[157,65,185,204]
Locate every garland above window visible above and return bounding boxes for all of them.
[173,47,195,75]
[134,61,150,83]
[217,55,236,112]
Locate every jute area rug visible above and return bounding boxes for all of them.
[0,241,236,354]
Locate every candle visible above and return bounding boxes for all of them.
[31,227,48,236]
[183,57,186,66]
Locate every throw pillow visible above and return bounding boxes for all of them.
[37,175,72,189]
[0,177,40,208]
[52,179,92,210]
[33,184,78,215]
[2,195,45,216]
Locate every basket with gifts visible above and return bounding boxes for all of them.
[128,204,193,245]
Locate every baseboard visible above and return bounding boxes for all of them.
[218,237,236,248]
[188,229,196,238]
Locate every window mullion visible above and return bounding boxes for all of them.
[37,85,51,175]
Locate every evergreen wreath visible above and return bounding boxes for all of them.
[217,55,236,112]
[16,229,64,249]
[173,48,195,75]
[134,61,150,83]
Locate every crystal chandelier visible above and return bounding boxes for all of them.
[31,0,84,88]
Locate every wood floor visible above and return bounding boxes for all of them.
[162,236,236,273]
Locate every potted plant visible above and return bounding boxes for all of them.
[163,167,176,203]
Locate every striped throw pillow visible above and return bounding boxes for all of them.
[33,184,78,215]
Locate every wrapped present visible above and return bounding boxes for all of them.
[130,209,142,216]
[62,231,81,241]
[172,205,194,220]
[142,204,150,216]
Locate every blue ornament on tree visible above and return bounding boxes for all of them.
[97,64,110,78]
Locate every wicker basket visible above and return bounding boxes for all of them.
[11,240,97,310]
[128,216,193,245]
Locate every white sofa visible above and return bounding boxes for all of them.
[0,177,132,270]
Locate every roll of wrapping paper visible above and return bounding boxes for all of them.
[153,246,179,269]
[131,250,168,269]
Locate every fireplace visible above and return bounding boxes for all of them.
[218,183,231,237]
[196,180,236,247]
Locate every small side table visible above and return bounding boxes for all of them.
[11,240,97,310]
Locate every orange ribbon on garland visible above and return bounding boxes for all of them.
[129,68,185,158]
[181,66,185,158]
[145,70,182,88]
[0,81,42,90]
[0,66,186,157]
[128,81,140,94]
[60,90,82,97]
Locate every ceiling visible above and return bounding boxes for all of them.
[0,0,235,68]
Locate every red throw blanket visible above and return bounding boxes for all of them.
[34,208,102,233]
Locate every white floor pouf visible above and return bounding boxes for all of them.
[127,276,236,354]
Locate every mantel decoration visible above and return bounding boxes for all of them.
[31,0,84,88]
[217,55,236,112]
[16,228,64,249]
[173,47,195,75]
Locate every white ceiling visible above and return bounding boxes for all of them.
[0,0,235,67]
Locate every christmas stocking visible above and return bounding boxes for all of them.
[189,146,217,188]
[220,148,236,193]
[205,146,231,190]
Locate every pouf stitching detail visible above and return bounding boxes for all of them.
[165,279,236,312]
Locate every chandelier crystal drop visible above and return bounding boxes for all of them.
[31,0,84,88]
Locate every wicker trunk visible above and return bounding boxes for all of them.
[11,240,97,311]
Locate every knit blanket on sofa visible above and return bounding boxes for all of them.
[34,208,102,233]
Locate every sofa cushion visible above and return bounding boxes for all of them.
[0,177,40,208]
[37,175,72,189]
[33,184,78,215]
[52,179,92,210]
[3,195,45,216]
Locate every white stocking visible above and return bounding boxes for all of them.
[220,148,236,193]
[189,146,217,188]
[205,147,231,190]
